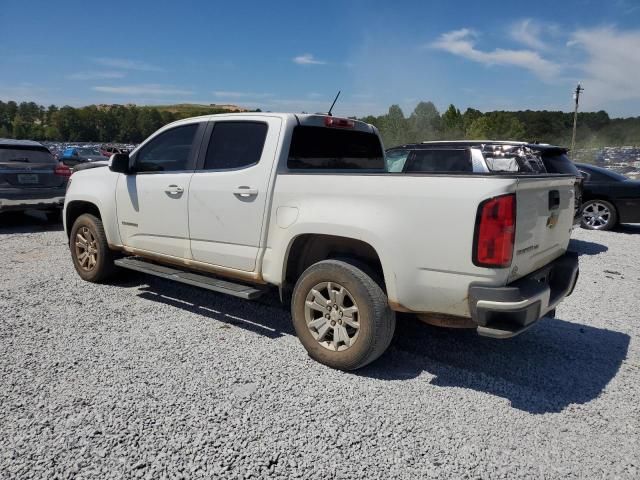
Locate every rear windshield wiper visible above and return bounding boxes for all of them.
[8,157,30,162]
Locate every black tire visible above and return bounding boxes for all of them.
[291,259,396,370]
[580,199,617,231]
[69,213,117,282]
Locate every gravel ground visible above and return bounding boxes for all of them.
[1,211,639,479]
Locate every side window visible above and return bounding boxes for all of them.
[203,122,268,170]
[404,149,472,173]
[134,123,198,173]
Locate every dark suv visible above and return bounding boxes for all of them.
[0,139,71,220]
[385,141,583,223]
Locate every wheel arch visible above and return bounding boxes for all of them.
[280,233,395,303]
[65,200,103,240]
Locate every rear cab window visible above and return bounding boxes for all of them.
[287,126,385,171]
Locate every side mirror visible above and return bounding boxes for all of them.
[110,153,131,174]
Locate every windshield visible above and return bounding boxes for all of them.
[287,126,384,171]
[0,146,55,164]
[77,148,102,156]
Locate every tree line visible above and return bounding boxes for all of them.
[1,99,639,148]
[361,102,640,149]
[0,101,234,144]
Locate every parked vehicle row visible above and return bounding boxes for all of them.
[63,113,580,370]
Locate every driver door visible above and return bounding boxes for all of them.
[115,122,205,259]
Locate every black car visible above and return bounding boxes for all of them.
[575,163,640,230]
[385,141,583,223]
[0,139,71,221]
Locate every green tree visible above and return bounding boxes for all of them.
[380,105,408,147]
[12,113,31,139]
[137,108,164,138]
[467,112,526,140]
[441,104,464,138]
[408,101,441,142]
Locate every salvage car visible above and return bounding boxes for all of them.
[64,114,579,370]
[386,141,583,224]
[61,147,109,168]
[576,163,640,230]
[0,139,71,220]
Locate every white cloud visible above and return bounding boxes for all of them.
[509,19,548,50]
[292,53,326,65]
[92,84,193,96]
[92,57,163,72]
[431,28,560,80]
[569,26,640,106]
[66,71,126,80]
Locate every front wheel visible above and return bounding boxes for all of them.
[581,199,617,231]
[69,213,117,282]
[291,259,396,370]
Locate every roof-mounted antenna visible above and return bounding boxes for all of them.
[327,91,341,116]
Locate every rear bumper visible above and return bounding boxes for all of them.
[468,252,579,339]
[0,188,65,212]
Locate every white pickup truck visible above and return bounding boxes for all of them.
[64,113,579,370]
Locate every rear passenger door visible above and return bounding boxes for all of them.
[188,116,281,272]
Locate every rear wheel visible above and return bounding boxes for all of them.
[69,213,117,282]
[291,259,395,370]
[581,199,617,231]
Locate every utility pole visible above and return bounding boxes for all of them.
[570,83,584,160]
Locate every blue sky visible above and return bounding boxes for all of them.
[2,0,640,117]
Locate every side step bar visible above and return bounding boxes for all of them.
[114,257,266,300]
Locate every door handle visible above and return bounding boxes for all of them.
[233,186,258,197]
[165,185,184,195]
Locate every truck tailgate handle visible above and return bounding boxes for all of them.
[549,190,560,210]
[233,186,258,197]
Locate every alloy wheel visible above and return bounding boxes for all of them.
[582,202,611,229]
[304,281,360,351]
[75,226,98,271]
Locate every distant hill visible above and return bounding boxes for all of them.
[141,103,250,114]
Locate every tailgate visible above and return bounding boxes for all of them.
[511,176,576,280]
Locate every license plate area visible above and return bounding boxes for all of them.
[17,174,39,184]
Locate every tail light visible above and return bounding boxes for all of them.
[473,194,516,268]
[54,162,72,178]
[324,116,355,128]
